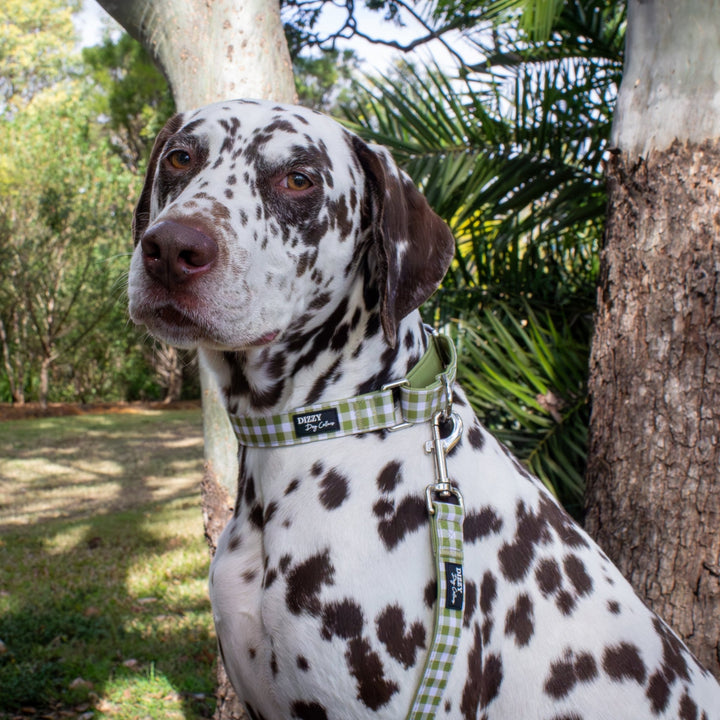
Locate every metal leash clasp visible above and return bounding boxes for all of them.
[425,410,464,515]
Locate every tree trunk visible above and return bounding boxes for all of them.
[153,342,183,403]
[585,0,720,679]
[39,354,51,410]
[96,1,295,716]
[0,315,25,405]
[95,0,295,110]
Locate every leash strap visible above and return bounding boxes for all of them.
[230,333,456,447]
[409,499,464,719]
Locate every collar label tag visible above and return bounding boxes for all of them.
[444,562,464,612]
[293,408,340,438]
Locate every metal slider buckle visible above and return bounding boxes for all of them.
[381,378,412,432]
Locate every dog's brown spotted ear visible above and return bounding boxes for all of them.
[132,113,185,245]
[352,136,455,347]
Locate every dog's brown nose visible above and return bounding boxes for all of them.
[140,221,218,289]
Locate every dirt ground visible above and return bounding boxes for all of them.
[0,400,201,422]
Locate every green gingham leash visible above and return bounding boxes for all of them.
[230,329,465,719]
[410,410,464,719]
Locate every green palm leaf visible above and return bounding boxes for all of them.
[456,304,590,513]
[342,1,624,512]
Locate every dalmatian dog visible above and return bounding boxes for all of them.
[128,99,720,720]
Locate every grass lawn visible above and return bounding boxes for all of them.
[0,407,217,720]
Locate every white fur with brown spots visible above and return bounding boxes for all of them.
[128,99,720,720]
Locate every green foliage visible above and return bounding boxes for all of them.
[82,34,175,169]
[447,0,565,40]
[0,0,80,112]
[293,48,360,110]
[0,79,153,405]
[456,304,590,513]
[0,3,178,405]
[344,61,606,320]
[343,0,625,508]
[284,18,361,112]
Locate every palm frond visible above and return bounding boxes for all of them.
[341,1,624,512]
[455,304,590,513]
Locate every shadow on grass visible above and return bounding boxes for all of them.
[0,410,217,720]
[0,410,205,530]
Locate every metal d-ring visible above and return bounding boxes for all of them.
[440,372,454,420]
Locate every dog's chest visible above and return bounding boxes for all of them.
[207,396,551,717]
[209,427,455,715]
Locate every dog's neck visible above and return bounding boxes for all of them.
[200,279,429,418]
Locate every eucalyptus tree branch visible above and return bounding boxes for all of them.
[285,0,474,65]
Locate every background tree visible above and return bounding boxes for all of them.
[0,0,143,409]
[0,86,133,408]
[95,1,295,716]
[83,35,194,403]
[0,0,79,111]
[0,2,182,406]
[0,0,81,406]
[97,0,295,110]
[585,0,720,678]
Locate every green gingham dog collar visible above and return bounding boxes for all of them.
[230,332,457,447]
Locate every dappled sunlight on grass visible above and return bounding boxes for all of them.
[43,522,94,555]
[98,667,192,719]
[0,408,217,719]
[0,409,204,530]
[2,475,125,529]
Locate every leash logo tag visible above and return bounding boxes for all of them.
[293,408,340,438]
[444,562,464,612]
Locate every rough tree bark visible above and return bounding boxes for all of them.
[95,1,295,716]
[585,0,720,678]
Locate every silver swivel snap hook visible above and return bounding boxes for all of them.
[425,411,464,515]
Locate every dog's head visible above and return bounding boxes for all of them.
[128,99,454,350]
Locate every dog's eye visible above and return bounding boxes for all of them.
[166,150,192,170]
[283,172,313,191]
